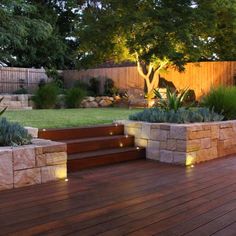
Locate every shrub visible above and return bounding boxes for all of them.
[33,83,59,109]
[65,87,86,108]
[88,77,100,96]
[46,68,64,89]
[0,118,32,146]
[13,87,28,94]
[74,80,89,91]
[201,86,236,120]
[104,78,119,96]
[129,107,224,123]
[154,87,192,112]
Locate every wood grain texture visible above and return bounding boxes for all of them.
[0,155,236,235]
[63,61,236,99]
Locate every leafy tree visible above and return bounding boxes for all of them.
[0,0,52,66]
[77,0,236,99]
[0,0,80,69]
[211,0,236,60]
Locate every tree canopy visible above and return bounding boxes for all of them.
[1,0,235,79]
[0,0,80,69]
[77,0,236,97]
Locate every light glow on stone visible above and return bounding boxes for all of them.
[185,153,195,166]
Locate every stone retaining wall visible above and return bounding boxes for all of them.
[117,120,236,166]
[0,139,67,191]
[0,94,32,110]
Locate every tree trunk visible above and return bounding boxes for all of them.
[136,61,161,107]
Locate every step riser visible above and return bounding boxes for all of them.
[67,136,134,154]
[38,125,124,141]
[68,149,146,172]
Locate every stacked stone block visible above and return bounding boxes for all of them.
[0,139,67,191]
[117,120,236,166]
[0,94,32,110]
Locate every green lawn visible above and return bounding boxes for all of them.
[3,108,142,129]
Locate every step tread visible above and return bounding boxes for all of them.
[39,123,123,132]
[38,124,124,140]
[62,135,132,144]
[68,147,145,160]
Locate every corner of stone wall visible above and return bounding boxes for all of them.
[121,120,236,166]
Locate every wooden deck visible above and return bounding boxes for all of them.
[1,156,236,235]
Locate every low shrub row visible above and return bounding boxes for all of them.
[0,99,32,146]
[129,86,236,123]
[32,77,120,109]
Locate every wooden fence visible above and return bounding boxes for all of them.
[63,61,236,99]
[1,61,235,98]
[0,67,50,93]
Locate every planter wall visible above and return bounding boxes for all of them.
[0,94,32,110]
[0,139,67,191]
[117,120,236,166]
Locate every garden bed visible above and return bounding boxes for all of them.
[117,120,236,165]
[0,138,67,191]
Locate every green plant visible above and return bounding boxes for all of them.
[0,97,7,116]
[0,118,32,146]
[13,87,28,94]
[74,80,89,91]
[104,78,119,96]
[88,77,100,96]
[201,86,236,120]
[46,68,64,89]
[65,87,86,108]
[154,87,192,112]
[129,107,224,124]
[33,83,59,109]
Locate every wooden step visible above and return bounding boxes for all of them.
[68,147,146,172]
[38,124,124,141]
[64,135,134,154]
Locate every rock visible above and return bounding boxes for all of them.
[82,102,90,108]
[0,149,13,190]
[89,101,99,108]
[99,99,113,107]
[86,96,95,102]
[95,97,101,102]
[41,164,67,183]
[14,168,41,188]
[13,146,36,170]
[25,127,38,138]
[114,95,121,101]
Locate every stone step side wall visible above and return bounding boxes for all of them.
[117,120,236,166]
[0,94,32,110]
[0,139,67,191]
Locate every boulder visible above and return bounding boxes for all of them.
[89,101,99,108]
[86,96,95,102]
[99,99,113,107]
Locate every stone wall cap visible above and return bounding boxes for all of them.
[117,119,236,127]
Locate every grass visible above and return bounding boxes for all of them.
[3,108,143,129]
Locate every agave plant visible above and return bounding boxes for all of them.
[153,86,191,112]
[0,97,7,116]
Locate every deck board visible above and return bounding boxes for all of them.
[0,156,236,235]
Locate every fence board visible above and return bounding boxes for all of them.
[63,61,236,99]
[1,62,235,98]
[0,67,49,93]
